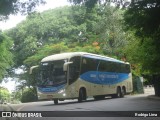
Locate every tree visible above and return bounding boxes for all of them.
[124,0,160,96]
[24,42,69,66]
[69,1,127,59]
[125,0,160,39]
[69,0,130,8]
[0,0,46,82]
[21,87,37,103]
[120,30,143,76]
[11,91,21,103]
[0,86,10,103]
[0,32,13,82]
[124,0,160,73]
[7,6,88,66]
[93,5,126,58]
[0,0,45,20]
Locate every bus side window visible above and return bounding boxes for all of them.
[98,60,107,72]
[98,60,115,72]
[69,56,81,85]
[125,64,131,73]
[81,57,98,74]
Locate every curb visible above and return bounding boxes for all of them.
[0,104,5,111]
[147,95,160,100]
[0,104,6,120]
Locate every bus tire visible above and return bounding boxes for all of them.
[54,99,58,104]
[120,87,125,98]
[117,87,121,98]
[78,88,86,102]
[112,87,121,98]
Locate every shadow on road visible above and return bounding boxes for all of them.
[42,97,113,106]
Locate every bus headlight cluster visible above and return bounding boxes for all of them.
[63,93,66,97]
[58,89,65,94]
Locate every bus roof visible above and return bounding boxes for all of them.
[41,52,127,64]
[41,52,85,62]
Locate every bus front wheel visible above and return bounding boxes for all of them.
[78,88,86,102]
[112,87,121,98]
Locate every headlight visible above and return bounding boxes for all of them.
[63,93,66,97]
[58,89,65,93]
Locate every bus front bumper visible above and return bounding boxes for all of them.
[37,91,67,100]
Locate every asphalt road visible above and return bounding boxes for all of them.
[5,94,160,111]
[1,87,160,120]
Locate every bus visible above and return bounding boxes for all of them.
[30,52,133,104]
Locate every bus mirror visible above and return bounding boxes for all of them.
[63,62,73,71]
[29,65,39,74]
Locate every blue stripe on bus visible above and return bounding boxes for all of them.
[80,71,129,85]
[38,84,65,93]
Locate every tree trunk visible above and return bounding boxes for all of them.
[153,75,160,97]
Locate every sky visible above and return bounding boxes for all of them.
[0,0,70,31]
[0,0,70,93]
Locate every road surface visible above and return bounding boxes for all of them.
[1,87,160,120]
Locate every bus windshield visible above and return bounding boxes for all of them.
[38,60,66,86]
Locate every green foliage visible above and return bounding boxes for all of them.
[120,31,142,75]
[24,42,69,66]
[69,0,129,8]
[0,0,45,20]
[12,91,22,102]
[125,0,160,38]
[24,41,104,66]
[0,87,10,102]
[7,6,87,66]
[124,0,160,74]
[21,87,37,103]
[93,5,126,58]
[0,32,13,81]
[139,38,160,74]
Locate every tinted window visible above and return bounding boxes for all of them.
[81,57,99,74]
[98,60,131,73]
[98,61,116,72]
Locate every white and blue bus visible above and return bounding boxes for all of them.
[30,52,133,104]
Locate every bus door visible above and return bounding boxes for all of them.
[68,56,81,97]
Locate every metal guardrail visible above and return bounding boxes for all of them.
[144,85,154,88]
[144,86,155,95]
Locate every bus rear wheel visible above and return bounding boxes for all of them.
[120,87,126,98]
[54,99,58,104]
[78,88,86,102]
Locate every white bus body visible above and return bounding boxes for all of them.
[30,52,133,104]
